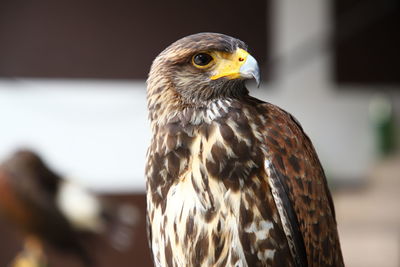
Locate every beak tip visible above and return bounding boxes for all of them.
[240,54,261,88]
[254,72,261,88]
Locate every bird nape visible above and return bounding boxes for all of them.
[145,33,344,267]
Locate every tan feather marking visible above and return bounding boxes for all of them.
[149,115,276,266]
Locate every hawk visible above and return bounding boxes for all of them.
[145,33,344,267]
[0,150,136,267]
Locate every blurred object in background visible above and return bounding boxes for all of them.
[0,150,93,266]
[56,180,139,252]
[0,149,140,267]
[369,94,397,157]
[11,237,47,267]
[334,156,400,267]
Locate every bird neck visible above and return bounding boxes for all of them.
[148,96,242,137]
[147,81,249,129]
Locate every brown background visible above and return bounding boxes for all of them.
[333,0,400,85]
[0,0,268,79]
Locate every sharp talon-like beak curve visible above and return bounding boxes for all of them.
[210,48,261,87]
[239,54,260,87]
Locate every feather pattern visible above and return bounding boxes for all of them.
[146,32,344,267]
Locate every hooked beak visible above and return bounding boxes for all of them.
[210,48,260,87]
[239,53,260,87]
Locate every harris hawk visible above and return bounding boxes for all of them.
[0,150,136,267]
[145,33,344,267]
[0,150,93,266]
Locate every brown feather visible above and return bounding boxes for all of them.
[261,103,344,266]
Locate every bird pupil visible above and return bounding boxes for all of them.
[194,53,212,66]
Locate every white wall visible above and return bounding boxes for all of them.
[0,0,398,192]
[0,80,150,192]
[260,0,383,183]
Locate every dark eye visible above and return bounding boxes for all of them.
[193,53,213,67]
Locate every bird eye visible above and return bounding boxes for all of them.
[192,53,213,67]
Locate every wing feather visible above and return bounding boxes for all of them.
[260,102,344,267]
[267,161,308,267]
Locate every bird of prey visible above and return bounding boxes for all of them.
[145,33,344,267]
[0,150,137,267]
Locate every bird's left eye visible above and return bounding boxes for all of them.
[192,53,213,67]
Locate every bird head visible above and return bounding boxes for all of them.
[2,149,60,193]
[147,33,260,107]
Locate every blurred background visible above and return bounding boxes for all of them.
[0,0,399,266]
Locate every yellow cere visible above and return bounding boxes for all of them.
[210,48,249,80]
